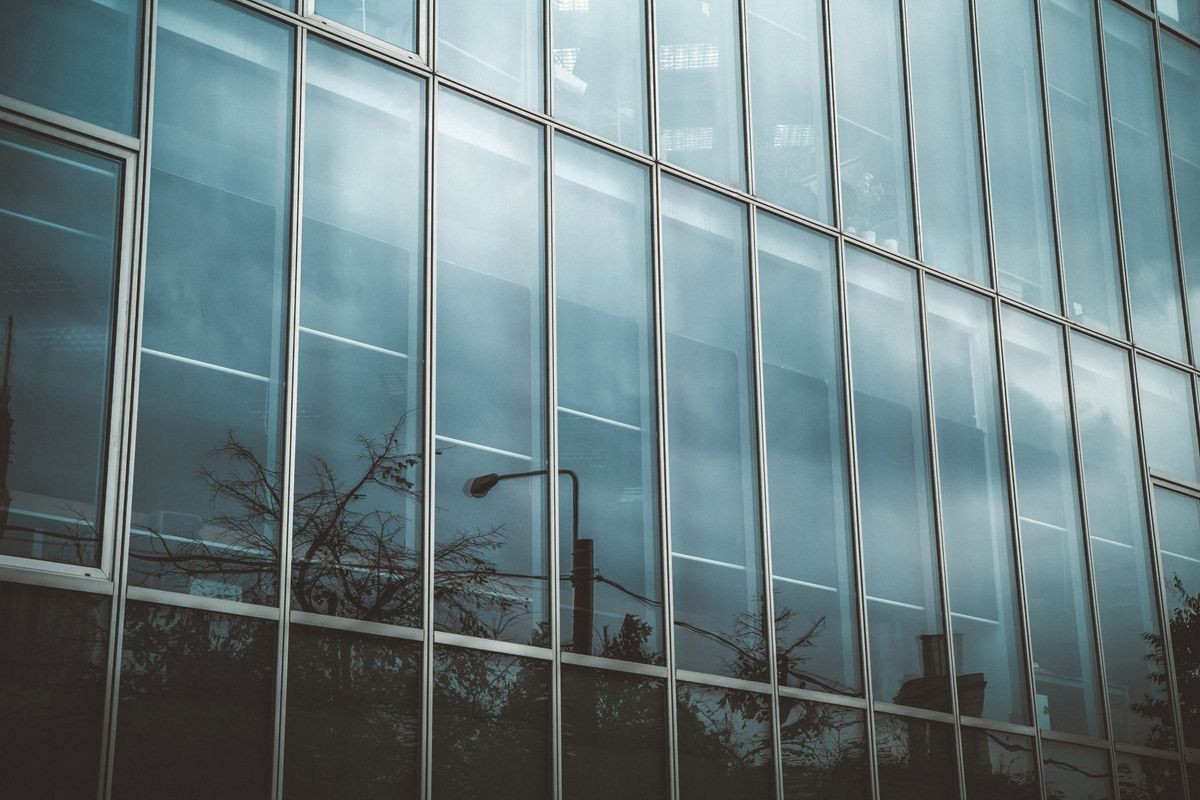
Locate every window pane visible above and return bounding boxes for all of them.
[1163,35,1200,361]
[846,249,948,713]
[130,0,293,606]
[677,682,774,799]
[1001,307,1104,738]
[977,0,1058,312]
[745,0,833,222]
[875,713,958,799]
[284,626,420,799]
[437,0,542,110]
[1103,3,1187,361]
[831,0,914,256]
[962,729,1039,800]
[779,700,869,800]
[554,137,661,662]
[432,646,550,799]
[114,602,276,800]
[1151,486,1200,748]
[433,90,547,646]
[907,0,989,284]
[656,0,747,188]
[1116,753,1185,800]
[1072,335,1173,748]
[0,582,108,798]
[0,126,121,568]
[927,281,1029,725]
[1160,0,1200,39]
[315,0,416,50]
[293,41,425,627]
[758,214,859,695]
[1043,0,1125,337]
[0,0,141,134]
[1138,358,1200,484]
[551,0,648,152]
[661,178,764,681]
[1043,741,1114,800]
[561,665,667,800]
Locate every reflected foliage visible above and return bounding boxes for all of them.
[677,682,774,799]
[961,729,1039,800]
[875,713,958,799]
[1139,576,1200,749]
[1115,753,1183,800]
[779,700,869,799]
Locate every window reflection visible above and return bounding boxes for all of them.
[1150,486,1200,749]
[432,646,550,799]
[0,125,121,569]
[1137,358,1200,485]
[1116,753,1185,800]
[779,700,869,799]
[1162,34,1200,360]
[961,729,1039,800]
[130,0,293,605]
[315,0,416,51]
[677,682,774,799]
[1043,741,1114,800]
[284,626,420,799]
[1160,0,1200,40]
[434,90,548,646]
[437,0,543,110]
[874,712,958,798]
[114,602,276,800]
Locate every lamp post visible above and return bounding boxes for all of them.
[465,469,592,655]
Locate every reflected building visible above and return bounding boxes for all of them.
[1,0,1200,798]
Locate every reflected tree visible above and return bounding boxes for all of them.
[1138,575,1200,749]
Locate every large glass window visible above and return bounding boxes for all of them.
[434,90,547,646]
[1072,335,1172,748]
[977,0,1058,313]
[1137,357,1200,485]
[1001,307,1104,738]
[874,713,958,798]
[926,281,1029,725]
[292,40,425,627]
[0,0,141,135]
[745,0,832,222]
[1160,0,1200,39]
[1103,2,1188,362]
[0,125,123,570]
[314,0,416,51]
[758,214,858,696]
[661,178,765,681]
[1042,741,1113,800]
[551,0,648,152]
[437,0,542,110]
[831,0,914,256]
[1162,34,1200,361]
[1116,753,1186,800]
[906,0,989,284]
[677,682,774,799]
[553,136,661,661]
[961,729,1039,800]
[655,0,747,189]
[1150,485,1200,749]
[130,0,294,606]
[846,249,948,713]
[1043,0,1125,337]
[779,700,869,799]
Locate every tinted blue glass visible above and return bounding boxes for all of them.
[661,178,765,680]
[1103,2,1187,361]
[875,713,958,798]
[1161,0,1200,38]
[0,0,141,134]
[846,249,948,713]
[1116,753,1185,800]
[677,683,774,799]
[962,729,1039,800]
[758,214,859,695]
[1151,486,1200,748]
[1162,35,1200,362]
[1043,741,1114,800]
[1043,0,1125,337]
[131,0,293,605]
[315,0,416,50]
[438,0,543,109]
[1137,357,1200,484]
[779,701,869,799]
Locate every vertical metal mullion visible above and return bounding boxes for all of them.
[100,0,157,795]
[544,126,563,800]
[835,244,882,800]
[896,0,923,263]
[419,77,438,800]
[992,299,1052,800]
[966,0,999,292]
[1128,358,1193,795]
[745,209,784,800]
[543,0,553,117]
[650,164,681,800]
[644,0,660,163]
[1094,0,1136,346]
[821,0,842,232]
[1032,0,1071,320]
[914,272,969,800]
[1061,327,1120,795]
[270,24,306,800]
[735,0,755,196]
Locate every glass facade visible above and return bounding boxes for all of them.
[3,0,1200,797]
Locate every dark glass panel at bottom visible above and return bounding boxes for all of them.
[1043,741,1113,800]
[561,665,667,800]
[875,712,958,799]
[962,729,1039,800]
[779,699,869,800]
[1116,753,1185,800]
[113,602,275,800]
[283,626,420,799]
[677,682,774,799]
[0,582,108,799]
[432,646,550,800]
